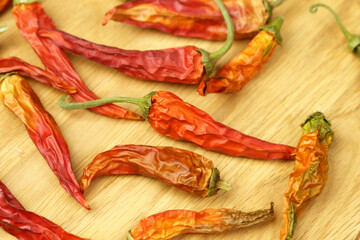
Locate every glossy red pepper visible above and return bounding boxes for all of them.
[103,0,286,40]
[198,17,283,95]
[59,91,295,160]
[80,145,230,197]
[38,0,234,84]
[0,181,90,239]
[12,0,142,120]
[0,73,89,210]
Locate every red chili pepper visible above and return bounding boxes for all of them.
[103,0,286,40]
[80,145,230,197]
[0,56,76,93]
[59,91,295,160]
[0,0,10,12]
[0,181,90,239]
[127,203,274,239]
[198,16,283,95]
[38,0,234,84]
[12,0,142,120]
[0,73,89,210]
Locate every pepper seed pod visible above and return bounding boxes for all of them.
[310,3,360,58]
[80,145,230,197]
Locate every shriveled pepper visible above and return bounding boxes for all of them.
[0,0,10,12]
[104,0,287,40]
[127,202,274,239]
[198,16,283,95]
[58,91,295,160]
[279,112,333,240]
[0,56,76,93]
[38,0,234,84]
[0,73,89,210]
[310,3,360,58]
[0,181,90,240]
[12,0,142,120]
[80,145,230,197]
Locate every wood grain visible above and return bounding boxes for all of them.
[0,0,359,239]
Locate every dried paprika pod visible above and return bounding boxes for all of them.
[80,145,230,197]
[38,0,234,84]
[127,202,274,239]
[59,91,295,160]
[104,0,286,40]
[198,16,283,95]
[0,181,91,240]
[0,73,89,210]
[12,0,142,120]
[279,112,334,240]
[310,3,360,58]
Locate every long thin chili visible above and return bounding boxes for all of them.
[0,181,90,239]
[127,203,274,239]
[103,0,287,40]
[198,16,283,95]
[38,0,234,84]
[0,73,89,210]
[80,145,230,197]
[58,91,295,160]
[12,0,142,120]
[279,112,333,239]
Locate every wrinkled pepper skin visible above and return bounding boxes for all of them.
[80,145,225,197]
[0,181,90,240]
[128,203,274,240]
[38,29,204,84]
[12,1,142,120]
[198,30,278,95]
[0,74,89,210]
[104,0,268,40]
[0,0,10,12]
[0,57,76,93]
[148,91,295,160]
[279,112,333,240]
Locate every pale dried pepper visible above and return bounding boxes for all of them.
[0,73,89,210]
[0,180,90,239]
[58,91,295,160]
[80,145,230,197]
[310,3,360,58]
[279,112,333,239]
[198,16,283,95]
[12,0,142,120]
[127,203,274,239]
[104,0,287,40]
[38,0,234,84]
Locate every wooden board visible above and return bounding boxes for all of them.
[0,0,359,239]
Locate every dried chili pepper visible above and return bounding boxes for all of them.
[0,73,89,210]
[0,0,10,12]
[198,16,283,95]
[103,0,287,41]
[38,0,234,84]
[310,3,360,58]
[0,56,76,93]
[12,0,142,120]
[0,181,90,240]
[58,91,295,160]
[127,202,274,239]
[279,112,333,240]
[80,145,230,197]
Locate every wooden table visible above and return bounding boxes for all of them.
[0,0,359,239]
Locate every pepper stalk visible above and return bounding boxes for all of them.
[310,3,360,58]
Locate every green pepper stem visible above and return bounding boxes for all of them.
[13,0,39,4]
[198,0,234,75]
[216,180,231,191]
[0,72,17,82]
[0,24,8,33]
[58,91,157,119]
[268,0,287,8]
[126,232,134,240]
[259,16,284,44]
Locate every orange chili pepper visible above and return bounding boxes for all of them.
[198,16,283,95]
[279,112,333,239]
[80,145,230,197]
[128,203,274,239]
[0,73,89,209]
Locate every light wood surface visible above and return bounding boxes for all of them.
[0,0,359,239]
